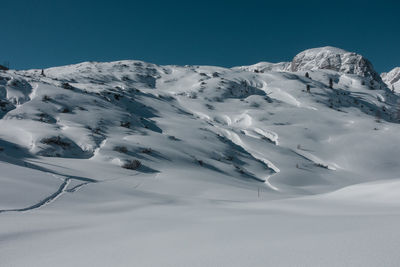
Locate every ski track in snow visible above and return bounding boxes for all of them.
[0,176,95,214]
[66,182,91,193]
[0,178,70,213]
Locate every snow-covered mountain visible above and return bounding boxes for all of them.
[2,47,400,267]
[289,46,385,86]
[237,46,386,88]
[382,66,400,92]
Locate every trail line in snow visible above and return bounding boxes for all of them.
[0,178,70,214]
[0,176,95,214]
[66,181,91,193]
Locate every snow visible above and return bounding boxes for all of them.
[1,47,400,266]
[382,67,400,92]
[233,61,290,73]
[289,46,385,88]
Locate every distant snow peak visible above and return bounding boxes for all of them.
[289,46,383,86]
[381,67,400,91]
[236,46,384,88]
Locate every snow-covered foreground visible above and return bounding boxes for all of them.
[2,176,400,267]
[1,47,400,266]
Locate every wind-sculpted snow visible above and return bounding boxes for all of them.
[1,47,400,266]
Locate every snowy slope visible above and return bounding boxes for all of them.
[1,47,400,266]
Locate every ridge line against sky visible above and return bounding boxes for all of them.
[1,0,399,72]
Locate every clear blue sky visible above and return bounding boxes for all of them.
[1,0,399,72]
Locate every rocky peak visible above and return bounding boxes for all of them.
[289,46,384,86]
[381,67,400,91]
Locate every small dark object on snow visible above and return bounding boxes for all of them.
[122,159,141,170]
[168,135,179,141]
[120,121,131,128]
[60,107,71,113]
[140,148,152,154]
[61,82,73,90]
[42,95,52,102]
[41,136,70,149]
[114,146,128,153]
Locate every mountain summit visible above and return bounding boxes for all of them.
[289,46,384,87]
[236,46,385,88]
[382,67,400,91]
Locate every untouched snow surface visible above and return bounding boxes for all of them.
[1,47,400,266]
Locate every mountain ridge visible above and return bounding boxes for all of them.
[1,45,399,195]
[2,46,400,266]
